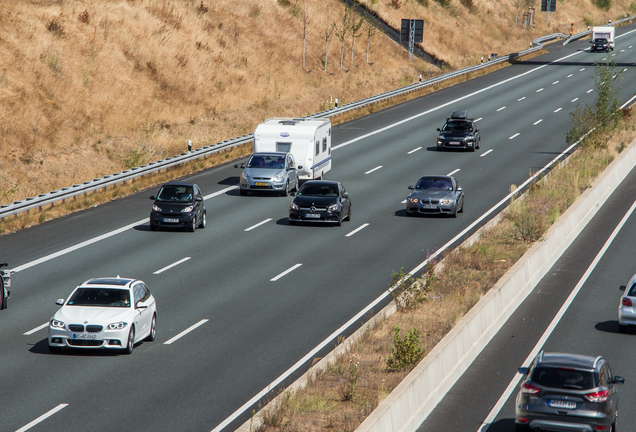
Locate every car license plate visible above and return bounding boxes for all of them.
[163,218,179,223]
[449,141,460,145]
[422,204,436,209]
[305,213,321,219]
[548,400,576,409]
[74,333,97,339]
[255,182,269,187]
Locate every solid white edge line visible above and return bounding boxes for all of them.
[24,323,48,336]
[447,169,461,176]
[163,319,209,345]
[15,404,69,432]
[408,147,422,154]
[480,149,493,157]
[346,223,369,237]
[620,94,636,110]
[477,199,636,432]
[270,264,302,282]
[365,166,383,174]
[533,119,543,125]
[245,218,273,232]
[153,257,191,275]
[509,133,520,140]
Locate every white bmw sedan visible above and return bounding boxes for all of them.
[48,277,157,354]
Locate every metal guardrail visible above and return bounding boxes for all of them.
[1,16,633,220]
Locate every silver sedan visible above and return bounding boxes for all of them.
[406,175,464,218]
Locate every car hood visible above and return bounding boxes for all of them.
[410,190,454,201]
[438,131,474,138]
[54,306,131,324]
[292,196,338,206]
[244,168,285,178]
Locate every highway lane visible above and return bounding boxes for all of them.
[1,25,636,432]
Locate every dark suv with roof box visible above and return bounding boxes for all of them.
[436,110,480,152]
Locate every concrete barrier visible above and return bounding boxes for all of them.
[355,138,636,432]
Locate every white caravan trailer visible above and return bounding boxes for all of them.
[253,118,331,180]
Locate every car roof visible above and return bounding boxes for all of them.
[418,175,454,181]
[160,182,197,187]
[301,180,340,186]
[537,352,601,370]
[251,152,287,157]
[81,277,137,288]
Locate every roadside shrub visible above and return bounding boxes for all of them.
[415,0,429,6]
[460,0,474,9]
[45,16,65,37]
[339,360,359,401]
[434,0,452,7]
[390,267,430,309]
[593,0,612,10]
[506,202,546,243]
[78,9,90,24]
[583,14,594,27]
[386,326,423,371]
[631,2,636,13]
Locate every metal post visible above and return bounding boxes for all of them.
[409,19,415,62]
[546,0,551,24]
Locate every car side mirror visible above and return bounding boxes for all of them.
[234,164,238,168]
[56,299,65,306]
[476,129,480,133]
[436,128,441,132]
[297,165,303,170]
[136,301,148,309]
[518,367,529,375]
[149,196,156,200]
[241,163,245,169]
[408,186,414,190]
[289,192,296,197]
[343,192,349,198]
[196,197,203,202]
[614,376,625,385]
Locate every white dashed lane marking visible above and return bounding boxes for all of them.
[164,319,209,345]
[509,133,520,140]
[365,166,383,175]
[533,119,543,125]
[270,264,302,282]
[245,218,272,232]
[408,147,422,154]
[554,108,562,113]
[346,223,369,237]
[480,149,493,157]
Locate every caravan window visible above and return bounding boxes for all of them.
[276,142,291,153]
[322,137,327,152]
[315,141,320,156]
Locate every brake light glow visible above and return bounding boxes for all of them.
[622,297,632,307]
[521,382,541,395]
[595,426,607,431]
[585,389,609,403]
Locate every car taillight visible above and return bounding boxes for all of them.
[622,297,632,307]
[595,426,607,431]
[521,382,541,395]
[585,389,609,403]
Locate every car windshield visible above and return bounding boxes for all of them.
[247,155,285,169]
[594,38,608,43]
[297,183,339,197]
[531,367,596,390]
[67,288,131,307]
[442,121,472,132]
[156,185,193,203]
[415,178,453,191]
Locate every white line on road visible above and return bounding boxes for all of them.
[270,264,302,282]
[580,68,586,71]
[401,199,407,204]
[567,74,573,78]
[477,199,636,432]
[621,49,625,52]
[552,81,559,84]
[154,257,191,275]
[346,223,369,237]
[509,133,520,140]
[480,149,493,157]
[571,98,579,102]
[24,323,48,336]
[365,166,383,174]
[496,106,506,111]
[587,89,594,93]
[163,319,209,345]
[536,88,544,92]
[408,147,422,154]
[517,97,526,101]
[533,119,543,125]
[447,169,461,176]
[245,218,273,232]
[16,404,68,432]
[554,108,562,113]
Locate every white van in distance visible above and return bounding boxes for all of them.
[254,118,331,180]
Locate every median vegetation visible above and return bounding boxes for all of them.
[249,61,636,432]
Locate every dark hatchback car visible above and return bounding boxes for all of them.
[149,182,206,232]
[590,38,611,52]
[406,175,464,217]
[436,110,480,151]
[288,180,351,226]
[515,351,624,432]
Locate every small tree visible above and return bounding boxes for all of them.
[363,11,378,63]
[320,10,335,72]
[299,0,311,69]
[335,5,352,68]
[349,14,363,66]
[386,325,423,371]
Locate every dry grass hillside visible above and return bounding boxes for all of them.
[0,0,634,205]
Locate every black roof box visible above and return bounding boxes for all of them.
[450,110,468,119]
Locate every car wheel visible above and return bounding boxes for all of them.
[149,223,157,231]
[123,327,135,354]
[147,314,157,342]
[470,145,476,152]
[619,324,627,333]
[199,211,206,229]
[346,206,351,222]
[0,290,5,310]
[459,198,464,213]
[476,139,480,149]
[451,206,458,218]
[336,213,342,226]
[239,188,247,196]
[188,217,196,232]
[282,181,289,197]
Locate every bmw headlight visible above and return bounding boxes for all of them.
[273,173,284,182]
[290,202,299,211]
[328,203,339,212]
[152,204,162,212]
[50,319,65,329]
[242,172,251,181]
[181,205,194,213]
[439,198,453,205]
[408,197,419,204]
[107,322,128,330]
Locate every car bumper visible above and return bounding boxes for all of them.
[149,212,195,228]
[48,326,129,349]
[406,203,456,215]
[240,179,286,191]
[289,209,341,223]
[437,140,475,149]
[618,305,636,325]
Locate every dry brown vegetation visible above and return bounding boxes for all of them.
[249,112,636,431]
[0,0,634,210]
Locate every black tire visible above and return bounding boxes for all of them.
[336,213,342,226]
[451,206,458,218]
[281,181,289,197]
[289,219,297,226]
[239,188,247,196]
[406,210,414,217]
[1,287,5,310]
[149,223,157,231]
[476,138,480,149]
[470,145,476,152]
[345,206,351,222]
[147,314,157,342]
[188,217,196,232]
[199,211,206,229]
[459,198,464,213]
[123,327,135,354]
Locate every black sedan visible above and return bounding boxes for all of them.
[406,175,464,217]
[149,182,206,232]
[289,181,351,226]
[436,110,480,152]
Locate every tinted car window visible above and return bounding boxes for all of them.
[442,121,473,132]
[531,367,596,390]
[416,178,453,191]
[298,183,338,197]
[157,185,193,203]
[627,283,636,296]
[67,288,130,307]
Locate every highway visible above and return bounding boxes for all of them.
[1,24,636,432]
